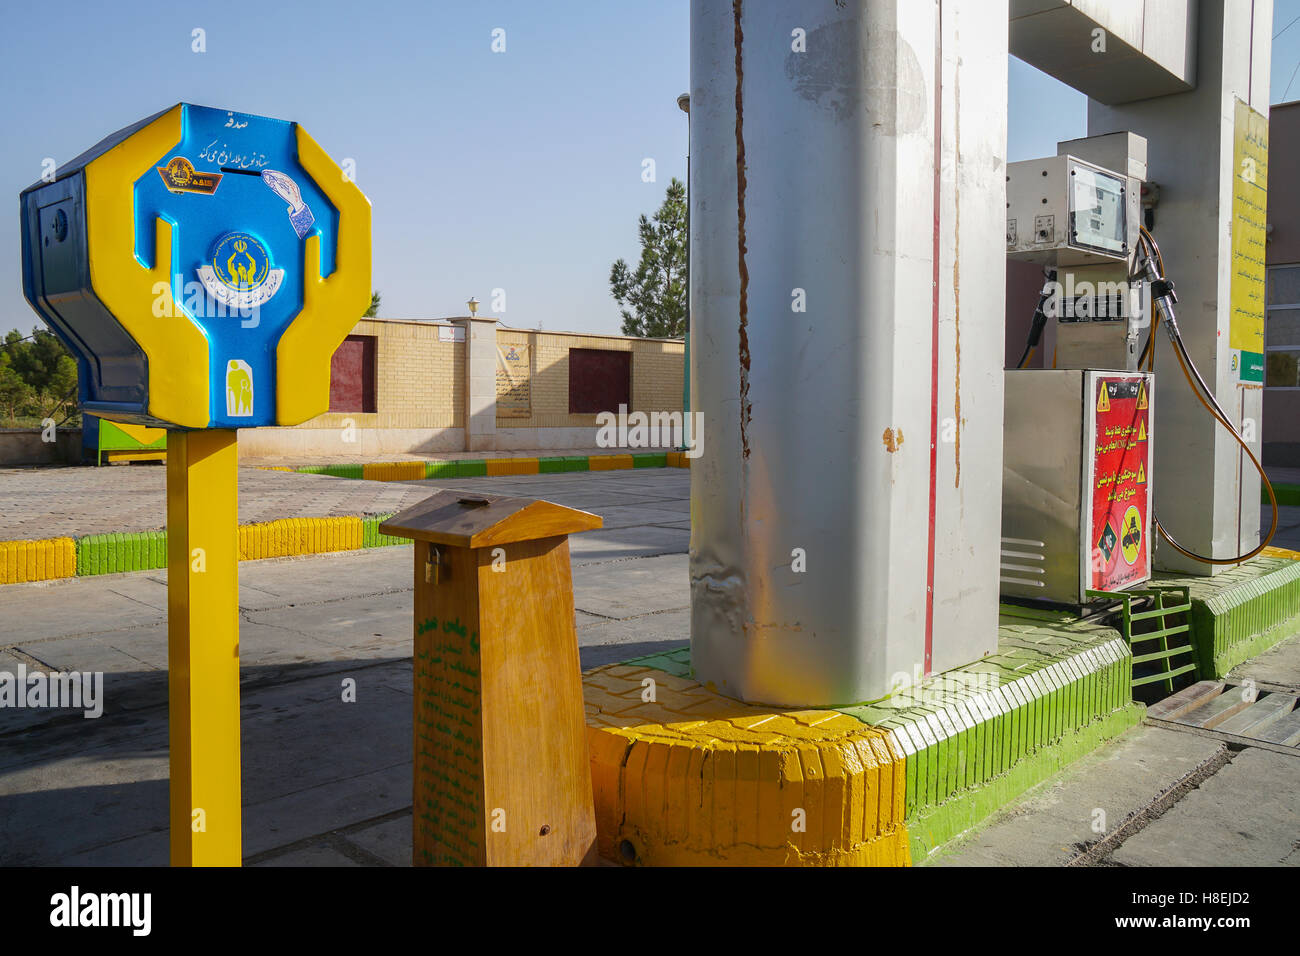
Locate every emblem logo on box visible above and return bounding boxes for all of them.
[197,232,284,310]
[156,156,222,195]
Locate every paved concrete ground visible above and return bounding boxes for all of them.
[0,449,655,541]
[933,631,1300,867]
[0,469,690,865]
[2,463,1298,866]
[1264,503,1300,551]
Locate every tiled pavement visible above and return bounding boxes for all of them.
[1,453,685,543]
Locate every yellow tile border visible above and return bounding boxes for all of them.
[361,461,425,482]
[583,663,910,867]
[486,457,540,476]
[0,538,77,585]
[237,516,363,561]
[589,454,634,471]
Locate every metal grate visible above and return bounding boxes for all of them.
[1087,585,1198,692]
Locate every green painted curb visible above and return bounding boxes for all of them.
[66,515,412,580]
[632,452,668,468]
[1156,556,1300,678]
[913,704,1145,864]
[361,513,409,549]
[538,456,568,474]
[318,463,363,480]
[562,455,590,472]
[76,531,168,576]
[455,459,487,478]
[295,465,328,475]
[1262,482,1300,507]
[424,461,458,479]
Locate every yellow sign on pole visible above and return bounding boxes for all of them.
[1230,98,1268,384]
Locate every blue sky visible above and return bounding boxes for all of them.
[2,0,1298,336]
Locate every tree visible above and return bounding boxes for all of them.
[0,328,79,423]
[0,364,34,423]
[363,291,381,317]
[610,178,686,338]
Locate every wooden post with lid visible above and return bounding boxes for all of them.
[379,490,603,866]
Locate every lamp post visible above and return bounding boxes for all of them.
[677,92,690,452]
[467,296,479,317]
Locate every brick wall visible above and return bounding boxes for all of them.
[496,328,684,427]
[296,318,465,430]
[294,319,684,433]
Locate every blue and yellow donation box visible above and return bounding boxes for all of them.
[19,103,371,429]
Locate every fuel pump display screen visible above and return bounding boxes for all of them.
[1089,375,1151,591]
[1069,164,1125,257]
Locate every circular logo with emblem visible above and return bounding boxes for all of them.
[198,231,284,310]
[164,157,194,187]
[211,232,271,290]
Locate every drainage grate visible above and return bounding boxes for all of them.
[1146,680,1300,751]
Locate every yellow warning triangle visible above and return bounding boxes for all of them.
[1138,419,1147,442]
[1137,461,1146,484]
[1137,383,1148,410]
[1097,385,1110,413]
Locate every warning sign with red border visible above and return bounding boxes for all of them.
[1090,375,1151,591]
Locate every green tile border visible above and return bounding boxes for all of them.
[1262,482,1300,507]
[62,514,409,579]
[282,451,698,481]
[1155,556,1300,678]
[914,703,1145,864]
[76,531,168,575]
[361,513,409,549]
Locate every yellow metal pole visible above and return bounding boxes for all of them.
[166,428,242,866]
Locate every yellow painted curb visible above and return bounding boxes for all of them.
[665,451,692,468]
[1262,546,1300,561]
[237,516,363,561]
[361,461,425,482]
[584,664,910,866]
[486,457,540,476]
[0,537,77,584]
[589,454,634,471]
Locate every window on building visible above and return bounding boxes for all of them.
[1267,265,1300,389]
[329,334,377,412]
[568,348,631,414]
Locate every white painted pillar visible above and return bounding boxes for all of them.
[454,316,498,453]
[688,0,1007,706]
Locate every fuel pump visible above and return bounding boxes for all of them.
[1001,134,1152,605]
[1000,132,1278,607]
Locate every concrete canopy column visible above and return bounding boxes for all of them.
[453,315,499,453]
[688,0,1007,707]
[1087,0,1273,573]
